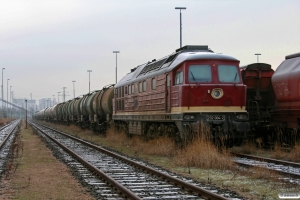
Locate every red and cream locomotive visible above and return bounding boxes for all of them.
[113,45,250,143]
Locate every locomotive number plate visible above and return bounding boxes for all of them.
[206,115,225,121]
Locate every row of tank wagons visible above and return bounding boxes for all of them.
[34,85,114,127]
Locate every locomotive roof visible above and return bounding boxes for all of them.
[115,45,239,87]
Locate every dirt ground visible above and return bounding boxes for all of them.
[0,121,95,200]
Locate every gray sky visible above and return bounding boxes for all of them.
[0,0,299,103]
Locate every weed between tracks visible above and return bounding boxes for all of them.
[106,126,233,170]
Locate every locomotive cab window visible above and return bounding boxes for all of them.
[218,65,240,83]
[188,65,211,82]
[175,71,183,85]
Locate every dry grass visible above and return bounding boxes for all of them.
[0,118,13,126]
[250,165,279,180]
[132,136,176,157]
[175,138,233,170]
[106,122,232,169]
[290,142,300,162]
[106,128,177,157]
[271,142,300,162]
[173,122,233,170]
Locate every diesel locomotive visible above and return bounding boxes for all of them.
[34,45,250,145]
[113,45,250,143]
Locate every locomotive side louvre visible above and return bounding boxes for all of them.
[113,45,250,141]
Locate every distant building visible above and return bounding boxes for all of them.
[13,98,36,112]
[39,98,57,110]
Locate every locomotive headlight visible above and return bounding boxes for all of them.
[211,88,223,99]
[236,113,248,120]
[183,114,196,120]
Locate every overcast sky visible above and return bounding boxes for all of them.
[0,0,299,104]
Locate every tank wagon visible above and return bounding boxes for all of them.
[113,45,250,144]
[271,52,300,144]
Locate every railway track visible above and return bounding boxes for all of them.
[30,121,243,200]
[232,152,300,184]
[0,120,21,175]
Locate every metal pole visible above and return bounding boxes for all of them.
[25,100,27,129]
[63,87,66,102]
[9,86,13,121]
[180,10,182,47]
[87,70,92,93]
[175,7,186,48]
[255,53,261,63]
[57,92,60,103]
[116,53,118,84]
[2,68,4,111]
[72,81,76,98]
[10,86,11,109]
[113,51,120,84]
[6,79,9,110]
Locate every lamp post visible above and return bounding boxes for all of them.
[87,70,92,93]
[63,87,66,102]
[57,92,60,103]
[25,99,27,129]
[113,51,120,84]
[10,86,12,110]
[2,68,5,110]
[255,53,261,63]
[52,95,55,106]
[10,90,12,120]
[72,80,76,98]
[175,7,186,48]
[6,79,9,110]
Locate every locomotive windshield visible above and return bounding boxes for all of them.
[218,65,240,83]
[188,65,211,82]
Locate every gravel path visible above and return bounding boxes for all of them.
[0,121,96,200]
